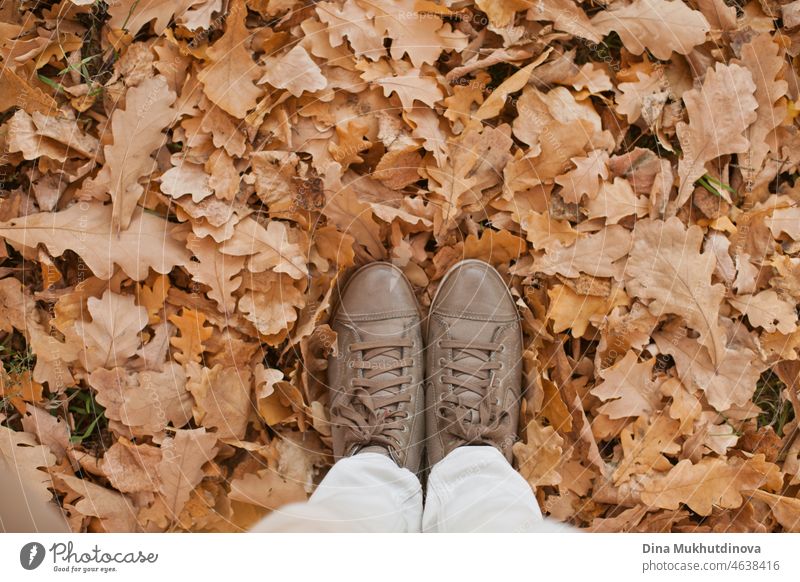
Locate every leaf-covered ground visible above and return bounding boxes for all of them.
[1,0,800,532]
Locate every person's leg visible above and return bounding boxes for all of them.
[422,260,573,532]
[251,452,422,532]
[422,445,560,532]
[254,262,426,532]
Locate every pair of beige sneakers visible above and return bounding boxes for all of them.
[327,260,523,474]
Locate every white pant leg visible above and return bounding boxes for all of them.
[423,446,569,532]
[251,453,422,532]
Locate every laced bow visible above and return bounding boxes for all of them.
[436,339,509,445]
[331,338,413,454]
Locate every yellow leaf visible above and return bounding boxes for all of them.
[137,274,171,325]
[168,308,213,365]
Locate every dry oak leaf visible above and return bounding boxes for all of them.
[107,0,210,35]
[206,149,241,201]
[197,0,263,119]
[312,225,356,269]
[157,428,219,520]
[27,319,79,391]
[0,425,56,505]
[77,290,148,372]
[547,284,628,339]
[641,454,782,516]
[21,406,70,462]
[0,66,58,115]
[229,469,308,511]
[527,0,602,43]
[676,63,758,206]
[662,377,702,430]
[443,76,486,128]
[100,438,162,494]
[613,414,681,485]
[626,217,726,366]
[654,332,763,412]
[96,75,177,231]
[585,177,648,224]
[0,276,29,333]
[682,412,739,461]
[321,183,385,260]
[616,70,669,125]
[748,490,800,532]
[537,225,632,280]
[734,33,788,187]
[591,0,710,61]
[766,204,800,241]
[238,272,305,337]
[425,123,513,241]
[569,62,614,95]
[250,151,300,206]
[258,379,309,428]
[220,216,308,280]
[372,0,467,67]
[89,364,193,436]
[7,110,99,162]
[513,420,563,488]
[474,55,550,121]
[0,203,190,281]
[58,474,138,532]
[137,274,171,325]
[729,290,798,334]
[520,211,579,251]
[591,352,662,420]
[185,234,245,314]
[316,1,385,60]
[259,45,327,98]
[555,150,610,204]
[463,229,526,265]
[475,0,530,27]
[22,111,99,157]
[1,370,44,414]
[540,378,573,433]
[169,308,213,365]
[329,121,372,168]
[272,436,325,495]
[159,159,213,202]
[373,147,424,190]
[186,362,252,440]
[512,420,564,487]
[376,69,443,112]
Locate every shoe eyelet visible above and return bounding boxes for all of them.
[437,340,443,348]
[495,398,501,406]
[401,425,408,433]
[498,345,505,352]
[438,357,446,365]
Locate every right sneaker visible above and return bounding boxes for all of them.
[327,262,425,473]
[425,259,523,467]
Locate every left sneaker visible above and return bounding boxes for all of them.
[327,262,426,473]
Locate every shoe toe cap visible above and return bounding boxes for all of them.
[335,262,417,320]
[433,260,517,319]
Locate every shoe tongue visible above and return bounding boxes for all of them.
[355,323,406,404]
[446,320,491,419]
